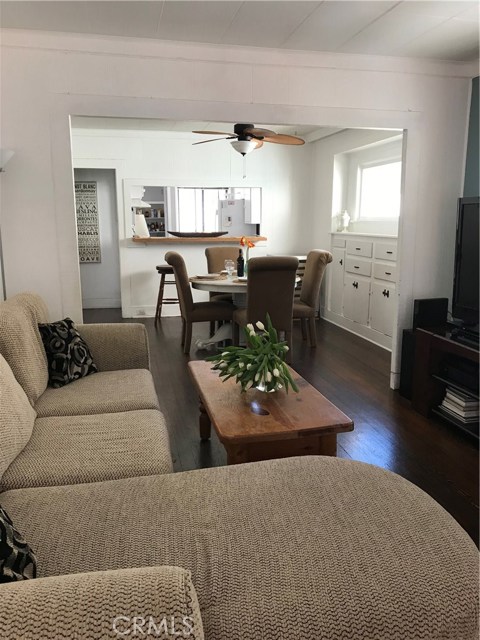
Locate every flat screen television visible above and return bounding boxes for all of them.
[452,197,479,327]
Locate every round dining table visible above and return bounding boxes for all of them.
[190,275,247,292]
[189,275,246,349]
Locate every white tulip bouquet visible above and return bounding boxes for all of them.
[207,314,299,393]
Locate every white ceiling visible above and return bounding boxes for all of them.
[70,116,351,143]
[1,0,479,63]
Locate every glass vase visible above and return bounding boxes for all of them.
[256,381,283,393]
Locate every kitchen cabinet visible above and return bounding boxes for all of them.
[143,201,166,236]
[370,282,396,337]
[326,234,398,349]
[343,275,371,325]
[330,248,345,315]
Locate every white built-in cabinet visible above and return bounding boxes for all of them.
[325,234,398,350]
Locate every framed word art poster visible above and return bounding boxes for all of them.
[75,181,101,263]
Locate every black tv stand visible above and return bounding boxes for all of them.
[450,325,480,349]
[412,329,479,440]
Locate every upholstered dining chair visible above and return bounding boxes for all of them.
[165,251,235,354]
[205,246,239,335]
[205,246,239,275]
[293,250,333,348]
[233,256,299,360]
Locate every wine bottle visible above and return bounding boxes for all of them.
[237,249,245,277]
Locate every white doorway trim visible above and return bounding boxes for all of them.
[71,158,126,321]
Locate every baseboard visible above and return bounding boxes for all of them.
[82,298,121,309]
[390,371,400,389]
[323,310,392,351]
[122,304,181,319]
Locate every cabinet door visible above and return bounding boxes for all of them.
[343,276,370,325]
[370,282,396,336]
[329,248,345,314]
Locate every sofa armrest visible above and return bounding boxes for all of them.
[77,323,150,371]
[0,566,204,640]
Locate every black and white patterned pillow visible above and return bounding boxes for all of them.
[0,505,37,583]
[38,318,98,388]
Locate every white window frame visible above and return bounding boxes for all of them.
[344,137,403,223]
[356,157,402,222]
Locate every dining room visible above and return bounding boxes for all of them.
[71,118,401,312]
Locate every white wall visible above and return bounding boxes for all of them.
[75,168,120,309]
[310,130,402,244]
[0,29,475,385]
[72,127,312,251]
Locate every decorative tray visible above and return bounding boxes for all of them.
[167,231,228,238]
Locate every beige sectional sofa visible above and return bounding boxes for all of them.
[0,293,172,492]
[0,293,478,640]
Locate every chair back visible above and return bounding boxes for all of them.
[300,250,333,309]
[246,256,299,331]
[205,247,239,274]
[165,252,194,317]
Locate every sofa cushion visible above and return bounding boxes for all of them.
[0,505,36,583]
[1,457,477,640]
[0,355,36,480]
[1,409,172,490]
[34,369,160,417]
[38,318,98,388]
[0,294,49,405]
[0,566,204,640]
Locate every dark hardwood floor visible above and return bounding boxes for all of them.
[84,309,479,544]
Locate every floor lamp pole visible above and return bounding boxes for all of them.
[0,222,6,301]
[0,150,15,300]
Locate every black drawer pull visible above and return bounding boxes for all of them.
[355,247,361,251]
[382,289,390,298]
[354,266,359,269]
[352,281,358,289]
[386,251,393,254]
[339,259,343,265]
[385,272,392,276]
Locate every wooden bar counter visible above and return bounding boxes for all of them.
[132,235,267,245]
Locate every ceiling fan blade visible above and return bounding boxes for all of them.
[192,137,231,145]
[192,130,235,136]
[263,134,305,145]
[244,127,276,138]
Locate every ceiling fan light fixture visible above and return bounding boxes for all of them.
[230,139,257,156]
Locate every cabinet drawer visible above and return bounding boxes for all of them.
[374,243,397,261]
[374,262,396,282]
[346,240,373,258]
[345,257,372,277]
[332,237,346,248]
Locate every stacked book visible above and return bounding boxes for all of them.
[439,387,479,424]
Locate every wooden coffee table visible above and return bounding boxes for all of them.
[188,360,354,464]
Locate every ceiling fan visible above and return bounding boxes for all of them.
[192,123,305,156]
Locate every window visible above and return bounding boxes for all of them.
[177,188,203,231]
[176,187,261,232]
[358,161,401,220]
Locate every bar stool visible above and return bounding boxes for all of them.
[155,264,179,325]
